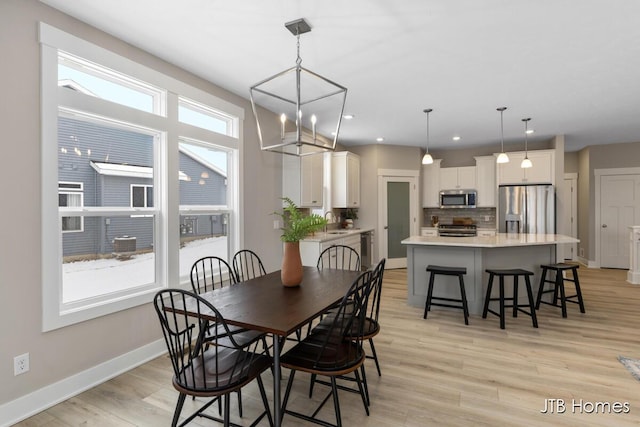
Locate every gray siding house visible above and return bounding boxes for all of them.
[58,116,226,258]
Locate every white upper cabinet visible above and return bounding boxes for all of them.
[421,159,442,207]
[474,156,497,207]
[440,166,477,190]
[283,154,324,207]
[497,149,555,185]
[332,151,360,208]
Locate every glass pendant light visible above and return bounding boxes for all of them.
[521,117,533,168]
[496,107,509,163]
[422,108,434,165]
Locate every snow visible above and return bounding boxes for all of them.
[62,236,228,302]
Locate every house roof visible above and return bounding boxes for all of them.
[90,161,190,181]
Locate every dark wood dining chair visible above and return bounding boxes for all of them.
[153,289,273,427]
[232,249,267,282]
[280,270,374,427]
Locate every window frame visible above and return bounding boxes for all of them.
[59,181,84,233]
[39,23,244,331]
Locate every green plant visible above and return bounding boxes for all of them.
[274,197,328,242]
[344,208,358,220]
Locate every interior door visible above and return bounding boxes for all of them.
[380,176,418,269]
[600,174,640,268]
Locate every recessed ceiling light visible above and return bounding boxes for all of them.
[376,137,384,142]
[343,114,354,120]
[452,136,461,141]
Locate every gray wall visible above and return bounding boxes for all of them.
[350,144,421,261]
[0,0,282,408]
[577,141,640,261]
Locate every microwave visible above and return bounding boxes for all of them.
[439,189,477,209]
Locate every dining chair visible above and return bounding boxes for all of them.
[305,244,362,337]
[317,244,361,271]
[232,249,267,282]
[362,258,386,377]
[190,256,237,294]
[189,255,268,416]
[153,289,273,427]
[309,258,386,407]
[280,270,374,427]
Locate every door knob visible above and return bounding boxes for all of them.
[602,224,607,228]
[384,226,389,230]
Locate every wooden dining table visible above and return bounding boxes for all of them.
[177,266,363,427]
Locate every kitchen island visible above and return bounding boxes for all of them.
[401,233,579,315]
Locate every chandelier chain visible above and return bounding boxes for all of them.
[296,30,302,66]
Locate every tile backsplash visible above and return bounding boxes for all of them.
[423,207,496,228]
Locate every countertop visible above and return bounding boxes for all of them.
[301,227,374,243]
[402,233,579,248]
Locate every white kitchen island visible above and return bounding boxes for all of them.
[401,233,579,315]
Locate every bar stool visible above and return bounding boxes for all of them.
[535,263,585,317]
[424,265,469,325]
[482,269,538,329]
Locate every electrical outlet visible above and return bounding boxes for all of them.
[14,353,29,376]
[273,220,280,230]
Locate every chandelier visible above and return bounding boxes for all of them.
[249,18,348,156]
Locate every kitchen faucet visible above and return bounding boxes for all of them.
[324,211,337,232]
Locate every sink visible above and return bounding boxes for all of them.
[327,230,350,234]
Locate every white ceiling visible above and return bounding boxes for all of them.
[40,0,640,153]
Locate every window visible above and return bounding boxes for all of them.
[59,182,83,232]
[178,139,231,281]
[131,185,153,208]
[40,23,243,330]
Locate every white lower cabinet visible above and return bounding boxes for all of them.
[300,233,362,267]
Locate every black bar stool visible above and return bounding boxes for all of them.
[535,263,585,317]
[482,269,538,329]
[424,265,469,325]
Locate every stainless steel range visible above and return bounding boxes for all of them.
[438,224,477,237]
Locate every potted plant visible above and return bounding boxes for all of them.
[343,208,358,229]
[274,197,328,286]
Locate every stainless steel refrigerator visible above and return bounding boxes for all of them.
[498,184,555,234]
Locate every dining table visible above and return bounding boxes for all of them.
[176,266,363,427]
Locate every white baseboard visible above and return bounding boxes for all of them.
[0,339,166,427]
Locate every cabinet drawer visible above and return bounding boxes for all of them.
[421,228,438,237]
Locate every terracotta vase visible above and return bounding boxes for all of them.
[281,241,303,287]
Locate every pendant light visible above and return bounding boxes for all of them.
[521,117,533,168]
[496,107,509,163]
[249,18,347,156]
[422,108,434,165]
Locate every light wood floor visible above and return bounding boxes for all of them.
[15,266,640,426]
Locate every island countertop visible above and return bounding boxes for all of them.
[302,227,374,243]
[402,232,579,315]
[402,233,579,248]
